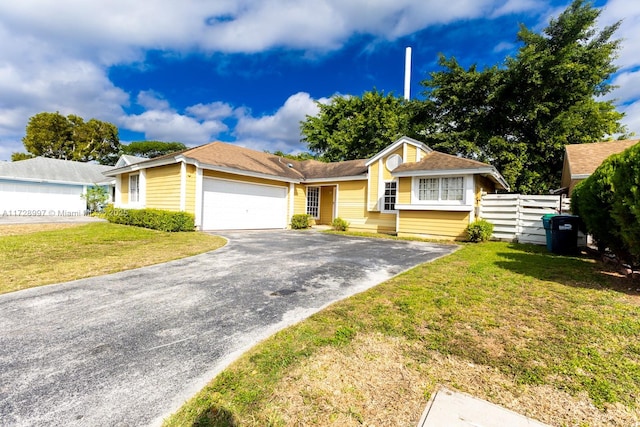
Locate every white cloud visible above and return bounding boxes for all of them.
[136,91,171,111]
[0,0,637,161]
[186,102,234,121]
[491,0,543,18]
[609,70,640,105]
[619,101,640,137]
[493,41,516,53]
[600,0,640,71]
[0,0,527,57]
[120,93,232,144]
[234,92,329,153]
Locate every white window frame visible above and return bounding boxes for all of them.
[382,181,397,212]
[306,186,320,219]
[411,175,473,207]
[129,174,140,204]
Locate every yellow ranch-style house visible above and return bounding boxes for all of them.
[105,136,509,240]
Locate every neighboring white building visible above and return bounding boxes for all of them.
[0,157,115,216]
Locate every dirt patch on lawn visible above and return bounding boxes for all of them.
[263,333,639,427]
[0,223,83,236]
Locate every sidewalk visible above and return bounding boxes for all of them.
[418,387,550,427]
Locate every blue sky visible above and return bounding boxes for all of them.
[0,0,638,161]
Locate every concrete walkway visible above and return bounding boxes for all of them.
[417,387,550,427]
[0,230,456,426]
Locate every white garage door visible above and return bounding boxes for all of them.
[202,178,288,230]
[0,181,86,214]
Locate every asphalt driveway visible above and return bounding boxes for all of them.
[0,230,457,426]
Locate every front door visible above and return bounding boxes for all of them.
[319,186,335,225]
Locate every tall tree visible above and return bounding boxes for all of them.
[10,152,35,161]
[19,112,120,165]
[301,90,410,161]
[419,0,626,193]
[121,141,187,158]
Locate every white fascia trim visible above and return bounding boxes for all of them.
[197,163,301,184]
[491,170,511,192]
[194,167,203,229]
[394,167,510,191]
[377,158,384,210]
[395,204,474,212]
[139,169,147,206]
[333,183,339,219]
[365,136,433,166]
[288,183,295,224]
[571,173,591,180]
[114,175,122,207]
[302,175,367,183]
[393,167,496,178]
[180,161,187,211]
[0,176,110,187]
[103,156,180,176]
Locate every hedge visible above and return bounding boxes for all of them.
[571,143,640,266]
[103,205,195,232]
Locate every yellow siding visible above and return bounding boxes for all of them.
[406,144,417,162]
[120,173,129,204]
[398,210,470,240]
[203,170,289,189]
[338,180,395,233]
[398,177,412,204]
[184,164,197,214]
[146,164,182,211]
[474,176,497,209]
[319,186,334,224]
[293,184,307,216]
[368,161,379,211]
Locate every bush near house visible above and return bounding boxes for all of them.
[103,205,195,232]
[290,214,312,230]
[331,217,350,231]
[466,219,494,242]
[571,143,640,266]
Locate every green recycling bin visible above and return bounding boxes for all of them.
[548,215,580,254]
[541,214,556,252]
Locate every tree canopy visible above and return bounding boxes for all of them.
[121,141,187,158]
[16,112,120,165]
[299,0,627,194]
[301,90,410,161]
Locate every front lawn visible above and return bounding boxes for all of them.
[0,222,226,294]
[164,240,640,427]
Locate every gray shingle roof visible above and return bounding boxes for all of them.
[0,157,114,185]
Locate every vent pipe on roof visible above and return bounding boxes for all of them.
[404,47,412,101]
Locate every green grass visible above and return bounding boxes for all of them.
[0,222,226,294]
[163,239,640,426]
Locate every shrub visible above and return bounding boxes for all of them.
[466,219,494,242]
[82,185,109,213]
[572,142,640,267]
[610,143,640,265]
[571,156,624,254]
[331,217,350,231]
[103,205,195,232]
[290,214,312,230]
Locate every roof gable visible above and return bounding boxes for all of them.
[181,142,306,181]
[0,157,114,185]
[365,136,432,166]
[115,154,147,168]
[392,151,510,190]
[565,139,639,178]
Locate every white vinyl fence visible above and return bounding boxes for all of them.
[479,194,572,245]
